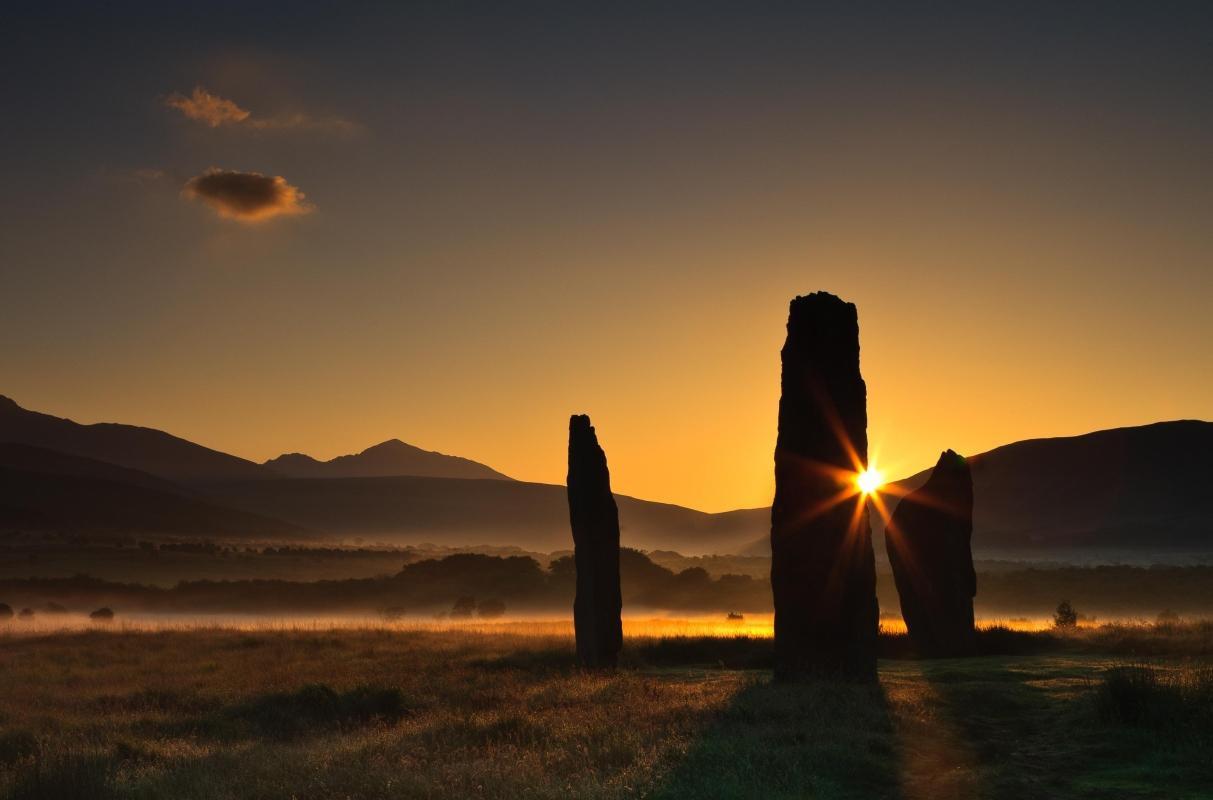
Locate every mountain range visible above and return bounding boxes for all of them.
[0,443,300,538]
[1,395,1209,556]
[0,395,268,483]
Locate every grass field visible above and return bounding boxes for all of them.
[0,621,1210,799]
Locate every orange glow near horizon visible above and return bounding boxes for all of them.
[3,6,1212,516]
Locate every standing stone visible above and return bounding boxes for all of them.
[567,414,623,668]
[885,449,976,657]
[771,292,879,680]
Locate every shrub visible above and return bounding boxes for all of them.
[1053,600,1078,628]
[478,599,506,619]
[90,608,115,622]
[450,596,477,619]
[17,608,35,621]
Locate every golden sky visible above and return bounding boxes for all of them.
[2,4,1210,511]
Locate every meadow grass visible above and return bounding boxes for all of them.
[0,621,1210,798]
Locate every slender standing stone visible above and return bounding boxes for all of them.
[771,292,879,680]
[886,449,976,656]
[567,414,623,668]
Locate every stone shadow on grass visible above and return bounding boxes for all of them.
[918,658,1086,799]
[470,636,776,673]
[651,675,904,800]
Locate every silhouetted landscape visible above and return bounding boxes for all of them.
[5,391,1213,627]
[5,395,1211,558]
[5,2,1213,797]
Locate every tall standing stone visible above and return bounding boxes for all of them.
[567,414,623,668]
[771,292,878,680]
[885,449,976,657]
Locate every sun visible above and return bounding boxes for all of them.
[855,466,884,496]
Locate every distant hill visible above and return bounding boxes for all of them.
[199,476,756,555]
[0,395,270,483]
[0,444,302,538]
[879,420,1213,551]
[0,442,180,493]
[265,439,511,481]
[740,420,1213,557]
[4,397,1208,558]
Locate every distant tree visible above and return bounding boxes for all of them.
[0,603,12,621]
[379,606,406,622]
[43,602,68,615]
[548,555,576,580]
[450,596,476,619]
[89,607,115,622]
[1054,600,1078,628]
[478,599,506,619]
[1156,609,1181,626]
[17,608,34,620]
[674,567,712,588]
[398,555,547,604]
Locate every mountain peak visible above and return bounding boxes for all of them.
[265,438,512,481]
[362,438,419,453]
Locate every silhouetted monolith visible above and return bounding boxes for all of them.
[886,449,976,656]
[567,414,622,668]
[771,292,878,680]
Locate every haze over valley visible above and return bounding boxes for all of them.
[3,394,1209,562]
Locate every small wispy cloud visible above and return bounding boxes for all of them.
[165,86,360,136]
[165,87,251,128]
[182,168,314,223]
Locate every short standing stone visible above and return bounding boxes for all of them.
[567,414,623,668]
[885,449,976,656]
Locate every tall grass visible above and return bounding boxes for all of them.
[1,621,1211,798]
[1095,664,1213,735]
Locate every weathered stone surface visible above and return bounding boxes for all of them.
[886,449,976,657]
[771,292,879,680]
[567,414,623,668]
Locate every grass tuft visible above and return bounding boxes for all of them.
[1095,664,1213,735]
[6,753,118,800]
[230,683,412,739]
[0,729,39,767]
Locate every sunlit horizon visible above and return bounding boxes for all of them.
[2,3,1210,513]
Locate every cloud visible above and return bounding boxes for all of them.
[165,87,251,127]
[182,169,313,223]
[165,86,360,136]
